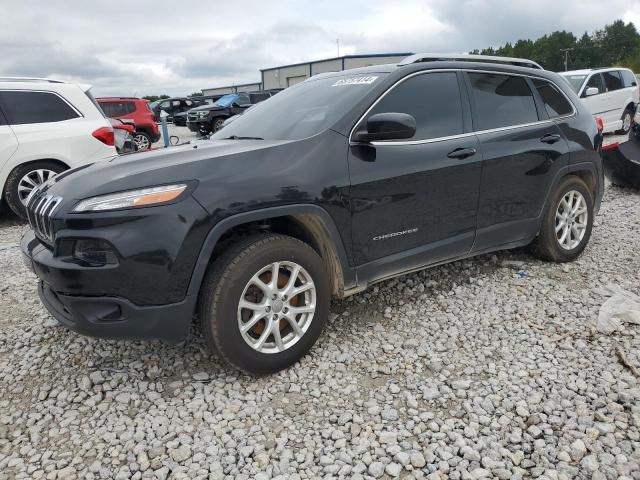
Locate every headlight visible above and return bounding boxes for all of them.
[196,111,209,118]
[73,184,188,212]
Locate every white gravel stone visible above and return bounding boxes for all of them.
[1,185,639,479]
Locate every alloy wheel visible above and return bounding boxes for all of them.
[623,112,632,132]
[555,190,589,250]
[237,261,316,354]
[18,169,57,205]
[134,133,151,150]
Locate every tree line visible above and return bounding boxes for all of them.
[471,19,640,72]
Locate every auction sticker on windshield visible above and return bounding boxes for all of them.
[332,76,378,86]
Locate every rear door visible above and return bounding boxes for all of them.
[466,72,571,253]
[349,71,482,271]
[0,98,19,173]
[601,70,626,129]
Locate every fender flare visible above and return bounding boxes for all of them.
[186,204,356,298]
[538,161,601,222]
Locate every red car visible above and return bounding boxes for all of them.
[97,97,160,150]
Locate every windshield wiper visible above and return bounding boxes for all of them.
[223,135,264,140]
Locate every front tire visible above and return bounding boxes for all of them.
[198,234,330,374]
[4,161,66,219]
[531,176,594,262]
[212,117,225,132]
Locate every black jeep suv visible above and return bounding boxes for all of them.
[22,54,603,374]
[186,90,279,135]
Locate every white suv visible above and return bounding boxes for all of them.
[0,78,117,218]
[560,68,639,134]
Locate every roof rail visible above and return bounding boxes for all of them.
[0,77,65,83]
[399,53,543,70]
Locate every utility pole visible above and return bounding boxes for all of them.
[337,38,340,57]
[560,48,574,71]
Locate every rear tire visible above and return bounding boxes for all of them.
[198,234,330,374]
[133,131,152,150]
[4,161,66,220]
[530,176,593,263]
[617,108,634,135]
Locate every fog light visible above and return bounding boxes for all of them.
[73,239,118,266]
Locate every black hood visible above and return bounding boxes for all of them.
[39,139,291,208]
[189,104,225,113]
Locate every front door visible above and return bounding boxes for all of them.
[349,71,482,276]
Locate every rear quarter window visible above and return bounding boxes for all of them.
[467,73,538,131]
[532,79,573,118]
[0,90,80,125]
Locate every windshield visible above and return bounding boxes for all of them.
[561,74,587,93]
[149,100,159,109]
[211,73,387,141]
[214,94,239,107]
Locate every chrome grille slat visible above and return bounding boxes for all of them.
[26,192,62,245]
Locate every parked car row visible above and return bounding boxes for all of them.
[186,90,280,135]
[96,97,160,150]
[20,54,605,374]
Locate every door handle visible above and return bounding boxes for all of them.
[540,133,561,144]
[447,147,477,159]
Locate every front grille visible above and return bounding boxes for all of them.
[27,194,63,245]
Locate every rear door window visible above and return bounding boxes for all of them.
[532,79,573,118]
[0,91,80,125]
[620,70,637,88]
[602,71,623,92]
[467,72,538,131]
[367,72,464,141]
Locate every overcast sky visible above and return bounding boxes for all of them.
[1,0,639,97]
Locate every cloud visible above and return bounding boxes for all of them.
[0,0,638,96]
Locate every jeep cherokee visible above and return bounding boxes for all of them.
[21,54,604,374]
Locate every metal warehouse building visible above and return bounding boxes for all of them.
[201,53,411,96]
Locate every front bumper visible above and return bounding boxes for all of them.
[37,281,194,342]
[21,232,195,342]
[187,119,208,132]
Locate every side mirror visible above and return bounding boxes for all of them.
[585,87,599,97]
[353,112,416,142]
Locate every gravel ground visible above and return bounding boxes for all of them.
[1,172,640,479]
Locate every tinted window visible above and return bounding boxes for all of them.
[100,102,134,117]
[602,71,623,92]
[532,79,573,118]
[585,74,604,95]
[620,70,637,88]
[367,72,463,141]
[468,73,538,130]
[0,91,79,125]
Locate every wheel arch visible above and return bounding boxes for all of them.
[2,158,70,193]
[187,205,356,300]
[536,162,600,234]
